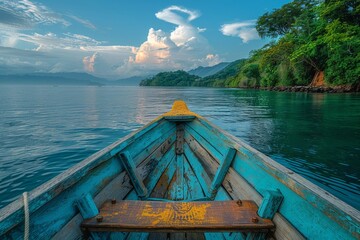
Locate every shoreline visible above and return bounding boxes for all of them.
[251,85,360,93]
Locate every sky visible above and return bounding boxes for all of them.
[0,0,291,79]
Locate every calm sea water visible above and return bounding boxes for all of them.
[0,85,359,210]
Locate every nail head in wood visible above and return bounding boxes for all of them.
[96,215,103,223]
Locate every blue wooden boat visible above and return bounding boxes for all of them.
[0,100,359,240]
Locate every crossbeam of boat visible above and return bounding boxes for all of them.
[81,200,275,233]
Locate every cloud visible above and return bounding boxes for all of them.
[155,5,200,25]
[0,0,69,29]
[220,20,260,43]
[83,52,97,72]
[68,15,96,30]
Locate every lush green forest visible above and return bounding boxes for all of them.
[139,70,200,86]
[141,0,359,89]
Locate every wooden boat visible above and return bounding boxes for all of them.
[0,100,359,240]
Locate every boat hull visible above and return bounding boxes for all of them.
[0,101,358,240]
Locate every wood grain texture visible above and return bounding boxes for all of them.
[82,200,274,232]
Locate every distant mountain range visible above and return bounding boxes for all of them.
[0,62,232,86]
[188,62,230,77]
[0,72,146,86]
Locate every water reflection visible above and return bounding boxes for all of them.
[0,85,359,210]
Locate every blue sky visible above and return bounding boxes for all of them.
[0,0,290,79]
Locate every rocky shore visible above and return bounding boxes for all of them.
[259,84,360,93]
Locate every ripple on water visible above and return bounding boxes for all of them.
[0,86,359,210]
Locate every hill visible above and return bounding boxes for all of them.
[139,70,200,86]
[193,59,246,87]
[188,62,230,77]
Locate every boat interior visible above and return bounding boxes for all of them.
[76,103,282,240]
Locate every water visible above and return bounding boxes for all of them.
[0,85,359,210]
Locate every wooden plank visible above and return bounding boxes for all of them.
[184,129,220,179]
[165,170,178,200]
[185,121,224,163]
[76,193,99,219]
[197,117,360,239]
[150,157,177,199]
[148,233,168,240]
[209,148,237,199]
[176,124,185,155]
[183,143,211,196]
[176,155,184,200]
[125,232,149,240]
[170,233,186,240]
[81,200,274,232]
[119,152,148,198]
[186,232,206,240]
[258,190,284,219]
[144,145,176,196]
[247,190,284,240]
[183,156,205,199]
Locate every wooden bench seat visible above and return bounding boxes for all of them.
[81,200,274,232]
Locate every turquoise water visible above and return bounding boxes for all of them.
[0,85,359,210]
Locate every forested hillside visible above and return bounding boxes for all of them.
[141,0,359,89]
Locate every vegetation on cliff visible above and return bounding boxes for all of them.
[141,0,360,89]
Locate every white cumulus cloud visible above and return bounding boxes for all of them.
[220,20,260,43]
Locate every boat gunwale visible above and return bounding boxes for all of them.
[195,117,360,235]
[0,117,168,235]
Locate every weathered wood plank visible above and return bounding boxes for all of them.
[209,148,237,199]
[148,233,168,240]
[258,190,284,219]
[176,154,184,200]
[176,124,185,155]
[186,232,206,240]
[183,143,211,195]
[125,232,149,240]
[119,152,148,198]
[185,121,224,162]
[144,145,176,196]
[81,200,274,232]
[150,157,177,199]
[183,156,205,199]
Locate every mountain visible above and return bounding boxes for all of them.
[193,59,246,87]
[111,76,149,86]
[188,62,230,77]
[0,72,106,86]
